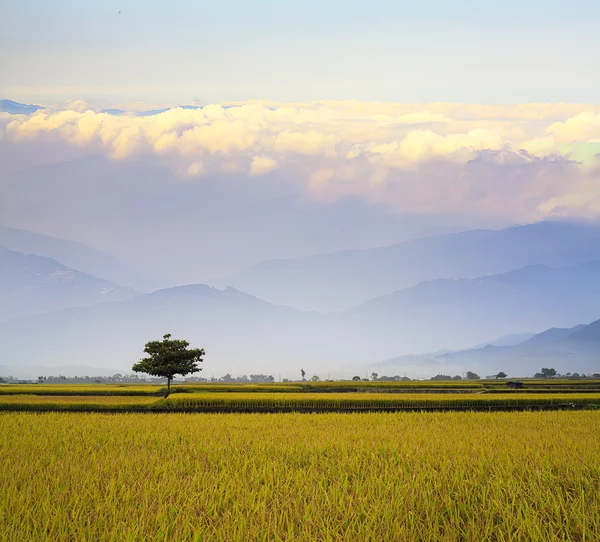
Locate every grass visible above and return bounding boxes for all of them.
[1,410,599,541]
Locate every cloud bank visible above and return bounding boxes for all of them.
[2,100,600,220]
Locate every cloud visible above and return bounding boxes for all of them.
[250,155,277,176]
[309,168,335,191]
[546,112,600,144]
[3,100,600,220]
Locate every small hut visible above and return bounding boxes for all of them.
[506,381,524,389]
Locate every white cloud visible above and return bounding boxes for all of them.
[546,112,600,144]
[309,168,335,191]
[3,100,600,219]
[250,155,277,176]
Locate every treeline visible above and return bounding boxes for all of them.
[0,373,279,384]
[2,370,600,385]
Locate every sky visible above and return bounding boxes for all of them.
[2,0,600,105]
[1,0,600,280]
[2,0,600,375]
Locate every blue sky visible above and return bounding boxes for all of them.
[2,0,600,106]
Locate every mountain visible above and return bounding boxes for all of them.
[0,284,349,375]
[135,104,204,116]
[0,246,140,322]
[1,100,208,118]
[378,320,600,378]
[470,332,536,349]
[3,261,600,376]
[340,261,600,359]
[0,224,163,291]
[226,220,600,311]
[0,99,43,115]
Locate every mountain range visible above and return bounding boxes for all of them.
[2,257,600,375]
[226,220,600,311]
[340,260,600,357]
[0,99,43,115]
[0,284,345,375]
[0,246,140,322]
[0,217,599,377]
[0,224,159,291]
[377,319,600,377]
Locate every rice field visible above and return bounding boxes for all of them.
[161,392,600,411]
[2,379,599,398]
[0,394,157,410]
[1,391,600,412]
[0,384,164,396]
[1,411,599,541]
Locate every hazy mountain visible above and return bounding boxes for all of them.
[0,99,43,115]
[4,258,600,375]
[0,246,140,322]
[0,100,201,117]
[378,320,600,378]
[0,224,163,291]
[135,104,204,116]
[340,261,600,359]
[227,220,600,311]
[0,284,350,376]
[470,332,536,349]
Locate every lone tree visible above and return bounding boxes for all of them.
[540,367,557,379]
[300,368,306,381]
[132,334,205,396]
[495,371,508,379]
[465,371,480,380]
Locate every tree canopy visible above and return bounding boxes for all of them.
[540,367,557,379]
[132,334,204,395]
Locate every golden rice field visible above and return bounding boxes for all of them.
[1,391,600,412]
[2,379,599,397]
[0,384,164,395]
[0,394,157,409]
[161,391,600,411]
[1,411,599,541]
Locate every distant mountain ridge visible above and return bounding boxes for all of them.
[226,220,600,311]
[378,320,600,377]
[0,99,43,115]
[0,283,348,374]
[0,246,140,322]
[2,98,207,117]
[340,260,600,358]
[3,260,600,375]
[0,223,163,291]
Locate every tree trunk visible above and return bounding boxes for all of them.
[166,377,171,397]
